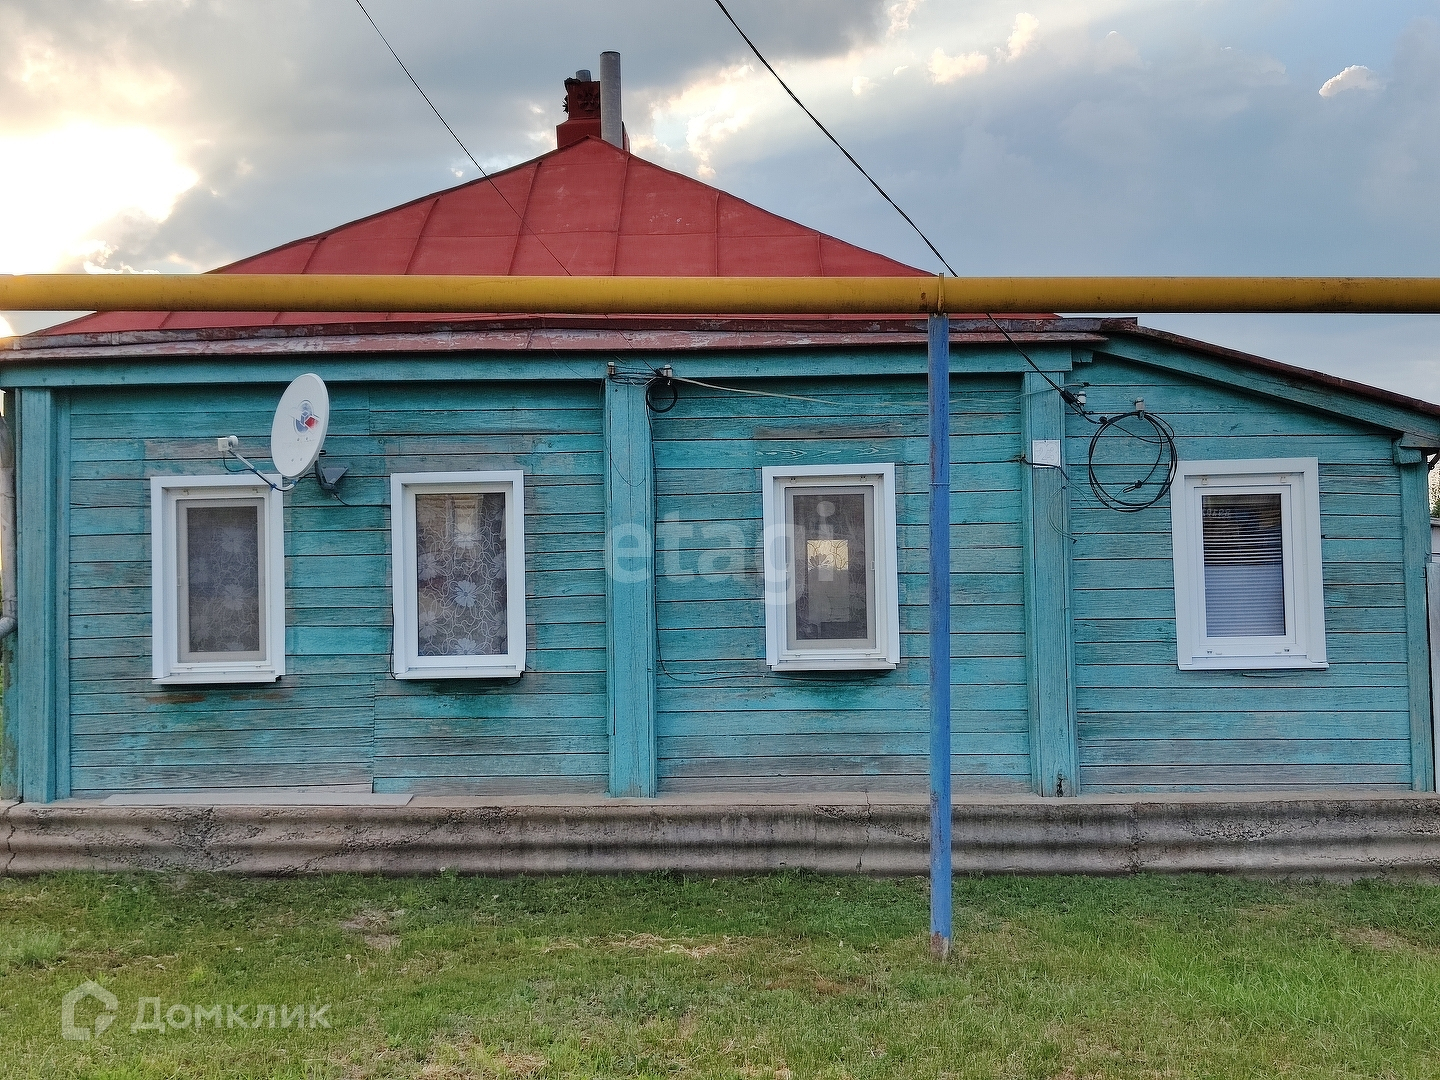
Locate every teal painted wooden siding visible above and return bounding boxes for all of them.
[27,342,1430,801]
[651,374,1032,794]
[1068,355,1415,792]
[66,381,607,798]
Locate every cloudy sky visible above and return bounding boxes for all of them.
[3,0,1440,398]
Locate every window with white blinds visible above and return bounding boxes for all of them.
[1170,459,1326,671]
[1201,493,1285,637]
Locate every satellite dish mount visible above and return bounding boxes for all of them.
[218,373,345,498]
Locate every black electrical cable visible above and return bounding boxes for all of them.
[1085,409,1178,512]
[350,0,573,276]
[707,0,1180,513]
[710,0,957,277]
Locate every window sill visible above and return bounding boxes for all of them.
[153,669,282,686]
[1178,655,1328,672]
[768,657,897,672]
[393,664,525,680]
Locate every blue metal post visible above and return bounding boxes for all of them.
[928,313,952,960]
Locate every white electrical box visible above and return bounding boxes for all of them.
[1031,439,1062,468]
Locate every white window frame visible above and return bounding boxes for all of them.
[762,463,900,671]
[151,474,286,685]
[1170,457,1327,671]
[391,471,526,680]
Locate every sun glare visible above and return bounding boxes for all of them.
[0,124,198,274]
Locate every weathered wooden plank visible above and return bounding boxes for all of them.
[658,753,1031,778]
[1082,720,1405,743]
[604,377,657,797]
[656,773,1031,794]
[372,775,607,795]
[70,762,373,793]
[74,725,373,751]
[1073,665,1408,689]
[370,752,608,777]
[1079,738,1412,767]
[17,388,59,802]
[1078,711,1412,741]
[1079,763,1411,788]
[657,709,1030,737]
[53,395,72,798]
[1021,372,1074,796]
[1078,685,1410,712]
[372,692,606,722]
[72,743,372,767]
[1398,455,1435,791]
[658,732,1029,758]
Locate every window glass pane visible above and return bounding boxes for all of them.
[415,492,508,657]
[789,490,874,647]
[1202,493,1285,637]
[183,504,262,657]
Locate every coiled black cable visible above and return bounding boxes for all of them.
[1085,409,1178,512]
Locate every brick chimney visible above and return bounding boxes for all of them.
[556,62,628,151]
[557,70,601,149]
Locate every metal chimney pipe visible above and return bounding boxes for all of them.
[599,51,623,148]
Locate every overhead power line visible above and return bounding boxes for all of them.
[710,0,957,277]
[349,0,571,275]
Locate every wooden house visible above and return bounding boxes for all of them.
[3,80,1439,813]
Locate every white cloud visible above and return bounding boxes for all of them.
[852,75,875,96]
[0,125,197,273]
[930,48,990,83]
[1007,13,1040,61]
[1319,65,1382,97]
[887,0,924,36]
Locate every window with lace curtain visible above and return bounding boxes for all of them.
[391,471,526,679]
[1170,458,1327,671]
[151,475,286,684]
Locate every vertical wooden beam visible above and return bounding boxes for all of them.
[1426,555,1440,791]
[928,314,952,961]
[1021,372,1079,796]
[1398,447,1435,791]
[604,375,657,797]
[0,391,16,801]
[52,395,71,799]
[16,389,59,803]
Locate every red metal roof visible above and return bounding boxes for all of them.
[51,138,928,334]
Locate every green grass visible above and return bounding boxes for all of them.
[1,872,1438,1078]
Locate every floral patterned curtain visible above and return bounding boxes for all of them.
[183,503,261,657]
[415,493,508,657]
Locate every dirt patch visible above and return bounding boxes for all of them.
[608,933,731,960]
[1337,927,1411,952]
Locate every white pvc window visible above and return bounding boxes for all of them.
[1170,458,1327,671]
[391,471,526,679]
[151,475,286,684]
[762,464,899,671]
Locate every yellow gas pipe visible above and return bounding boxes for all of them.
[4,274,1440,315]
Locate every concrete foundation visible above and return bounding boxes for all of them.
[4,792,1440,879]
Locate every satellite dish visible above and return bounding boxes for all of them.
[270,373,330,479]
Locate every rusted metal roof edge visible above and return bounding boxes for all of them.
[2,316,1116,362]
